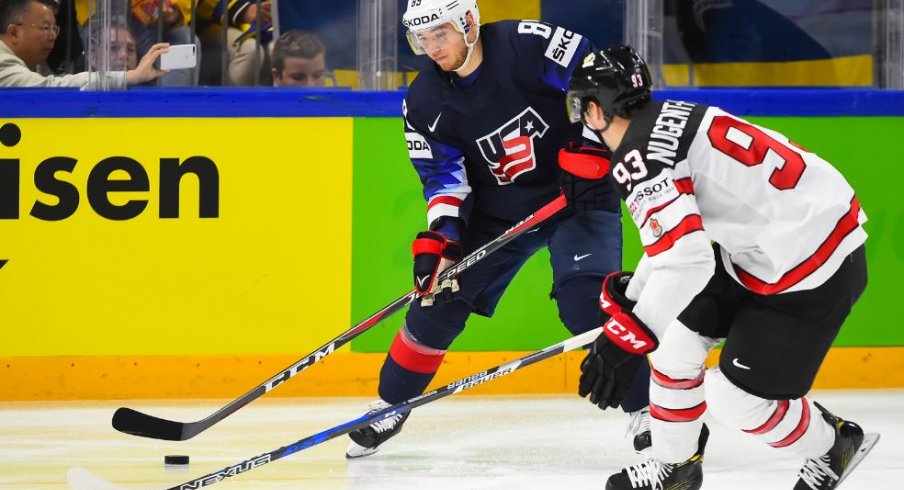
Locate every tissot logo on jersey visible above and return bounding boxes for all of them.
[477,107,549,185]
[647,100,695,167]
[627,173,679,226]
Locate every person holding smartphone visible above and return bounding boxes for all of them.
[0,0,169,88]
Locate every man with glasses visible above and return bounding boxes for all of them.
[0,0,166,87]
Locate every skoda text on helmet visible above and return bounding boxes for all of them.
[565,45,652,127]
[403,0,481,73]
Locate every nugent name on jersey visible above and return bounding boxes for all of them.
[647,100,695,168]
[611,100,703,230]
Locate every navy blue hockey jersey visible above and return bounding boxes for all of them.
[402,20,614,233]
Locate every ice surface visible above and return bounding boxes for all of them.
[0,391,900,489]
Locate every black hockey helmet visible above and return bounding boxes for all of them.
[566,45,652,124]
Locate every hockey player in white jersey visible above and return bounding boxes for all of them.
[557,45,879,490]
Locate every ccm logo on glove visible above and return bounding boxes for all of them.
[604,311,657,354]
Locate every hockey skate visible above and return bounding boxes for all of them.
[606,424,708,490]
[793,403,880,490]
[627,407,652,454]
[345,399,410,459]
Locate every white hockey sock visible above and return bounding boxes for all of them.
[648,321,717,463]
[706,368,834,458]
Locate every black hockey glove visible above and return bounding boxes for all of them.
[412,230,464,307]
[579,271,657,409]
[579,335,646,410]
[558,141,614,213]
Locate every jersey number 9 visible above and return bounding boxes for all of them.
[707,116,807,191]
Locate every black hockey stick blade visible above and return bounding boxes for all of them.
[112,407,188,441]
[111,291,414,441]
[111,194,568,442]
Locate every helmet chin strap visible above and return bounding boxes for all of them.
[452,24,480,73]
[584,112,612,145]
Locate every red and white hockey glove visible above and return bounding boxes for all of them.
[579,272,657,410]
[600,271,637,319]
[412,231,464,307]
[558,141,613,213]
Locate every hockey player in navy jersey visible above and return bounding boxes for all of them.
[345,0,652,458]
[564,46,878,490]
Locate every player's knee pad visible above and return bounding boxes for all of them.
[552,274,604,336]
[403,299,470,350]
[704,367,775,430]
[649,320,716,380]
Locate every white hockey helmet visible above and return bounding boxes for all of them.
[402,0,481,56]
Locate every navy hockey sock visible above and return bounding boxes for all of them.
[377,330,446,404]
[377,356,436,404]
[621,359,651,412]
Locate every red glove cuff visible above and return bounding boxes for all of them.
[600,271,636,316]
[558,142,611,179]
[603,311,658,355]
[413,232,445,256]
[412,231,462,260]
[412,231,463,295]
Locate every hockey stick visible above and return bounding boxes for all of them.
[70,325,601,490]
[111,194,568,441]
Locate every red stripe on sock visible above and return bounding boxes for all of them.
[388,331,446,374]
[651,367,705,390]
[744,399,790,435]
[650,402,707,422]
[770,399,812,448]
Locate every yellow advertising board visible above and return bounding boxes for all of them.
[0,118,352,357]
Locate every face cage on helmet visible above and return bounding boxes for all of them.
[565,88,602,124]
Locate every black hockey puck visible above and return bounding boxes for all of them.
[164,455,190,465]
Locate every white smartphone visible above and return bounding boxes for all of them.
[158,44,197,70]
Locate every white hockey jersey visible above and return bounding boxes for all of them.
[609,100,867,337]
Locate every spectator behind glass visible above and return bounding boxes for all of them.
[271,29,326,87]
[196,0,273,86]
[86,18,138,71]
[128,0,200,86]
[0,0,166,88]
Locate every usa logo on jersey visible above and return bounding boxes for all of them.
[477,107,549,185]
